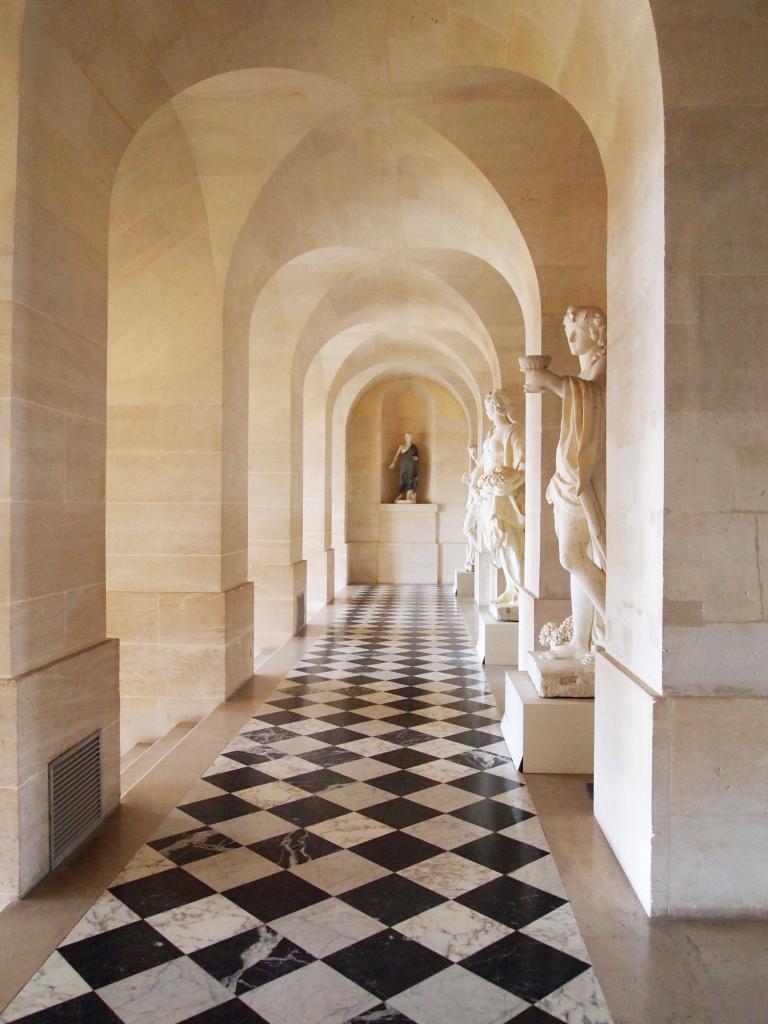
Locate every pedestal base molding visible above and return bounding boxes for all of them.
[476,610,518,666]
[528,650,595,698]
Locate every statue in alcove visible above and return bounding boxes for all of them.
[461,444,480,570]
[469,390,525,619]
[521,305,607,661]
[387,432,419,503]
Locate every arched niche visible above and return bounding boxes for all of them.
[346,376,468,586]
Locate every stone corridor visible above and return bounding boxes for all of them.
[1,587,609,1024]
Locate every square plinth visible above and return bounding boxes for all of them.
[500,671,594,774]
[476,610,519,667]
[454,570,475,597]
[378,503,437,543]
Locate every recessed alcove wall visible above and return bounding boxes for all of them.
[346,377,468,584]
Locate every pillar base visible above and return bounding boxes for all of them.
[0,640,120,901]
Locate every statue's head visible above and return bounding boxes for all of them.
[404,431,413,444]
[484,389,515,421]
[563,306,606,357]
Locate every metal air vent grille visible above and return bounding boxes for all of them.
[48,731,102,869]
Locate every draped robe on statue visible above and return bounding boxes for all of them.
[546,369,606,639]
[477,424,525,576]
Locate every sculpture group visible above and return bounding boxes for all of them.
[462,304,607,664]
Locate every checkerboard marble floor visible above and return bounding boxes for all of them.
[1,585,612,1024]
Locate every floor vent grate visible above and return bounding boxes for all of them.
[48,731,102,869]
[296,591,306,632]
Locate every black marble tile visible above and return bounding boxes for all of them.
[449,773,522,797]
[148,826,241,866]
[300,747,362,768]
[502,1007,564,1024]
[457,876,565,929]
[346,1005,417,1024]
[249,828,340,867]
[221,749,285,767]
[243,727,296,744]
[254,710,305,725]
[368,771,438,798]
[225,872,328,921]
[59,921,181,989]
[179,1000,269,1023]
[110,867,214,918]
[326,929,450,1000]
[203,767,276,793]
[7,993,123,1024]
[446,729,501,748]
[372,748,434,770]
[363,797,441,830]
[309,727,366,746]
[180,794,259,825]
[449,750,514,771]
[191,925,314,993]
[271,796,348,828]
[287,768,351,794]
[452,834,548,874]
[462,932,589,1003]
[340,874,445,926]
[451,798,534,831]
[351,832,442,872]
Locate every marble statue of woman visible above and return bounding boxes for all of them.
[469,390,525,619]
[461,445,479,570]
[388,432,419,503]
[523,305,607,659]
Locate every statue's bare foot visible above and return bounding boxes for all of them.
[541,641,590,661]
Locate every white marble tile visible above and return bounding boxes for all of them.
[389,964,528,1024]
[332,758,399,781]
[111,845,174,885]
[294,704,342,719]
[249,756,318,780]
[282,718,336,736]
[307,812,393,848]
[290,849,390,894]
[270,735,329,755]
[348,719,400,736]
[511,854,567,899]
[500,816,550,851]
[149,810,206,842]
[412,738,472,759]
[492,787,536,812]
[148,894,261,954]
[60,892,140,945]
[353,705,401,720]
[242,961,378,1024]
[413,706,464,721]
[520,904,591,963]
[319,781,393,810]
[403,813,490,850]
[396,900,510,961]
[203,755,247,777]
[236,780,307,807]
[339,737,399,757]
[272,897,383,957]
[180,779,223,804]
[99,958,230,1024]
[410,759,475,783]
[183,847,281,890]
[407,784,482,813]
[487,761,524,783]
[213,810,293,845]
[0,952,90,1022]
[537,967,613,1023]
[412,721,464,738]
[399,852,499,898]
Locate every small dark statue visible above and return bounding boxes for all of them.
[388,432,419,503]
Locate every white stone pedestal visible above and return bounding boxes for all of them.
[454,570,475,597]
[378,504,438,583]
[476,609,519,666]
[528,650,595,698]
[500,670,594,773]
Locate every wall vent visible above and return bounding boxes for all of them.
[296,591,306,632]
[48,731,102,869]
